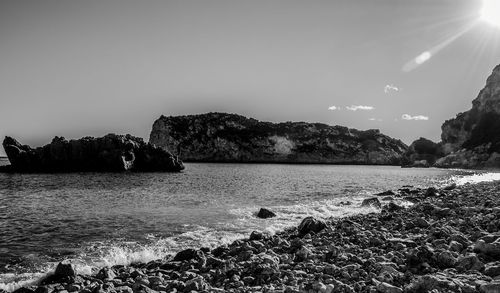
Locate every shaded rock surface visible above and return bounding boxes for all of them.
[1,134,184,173]
[405,63,500,168]
[149,112,408,164]
[256,208,277,219]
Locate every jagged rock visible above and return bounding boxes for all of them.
[173,248,204,262]
[372,279,402,293]
[256,208,276,219]
[1,134,184,173]
[484,263,500,277]
[361,197,382,209]
[456,254,485,272]
[376,190,396,196]
[480,281,500,293]
[402,64,500,168]
[383,202,404,212]
[40,262,78,285]
[96,267,116,280]
[297,217,326,236]
[474,239,500,258]
[149,112,408,164]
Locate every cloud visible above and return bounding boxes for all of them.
[402,114,429,121]
[346,105,374,111]
[384,84,399,93]
[369,118,382,121]
[328,106,339,110]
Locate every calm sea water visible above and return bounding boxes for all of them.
[0,157,495,290]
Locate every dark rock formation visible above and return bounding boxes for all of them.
[401,137,443,167]
[149,113,408,165]
[436,64,500,168]
[256,208,277,219]
[405,64,500,168]
[1,134,184,173]
[361,197,382,209]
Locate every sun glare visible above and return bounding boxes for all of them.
[481,0,500,27]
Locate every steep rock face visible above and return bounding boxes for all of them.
[149,113,408,165]
[436,64,500,168]
[1,134,184,172]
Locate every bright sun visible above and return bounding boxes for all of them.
[481,0,500,27]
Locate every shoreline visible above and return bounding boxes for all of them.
[4,180,500,293]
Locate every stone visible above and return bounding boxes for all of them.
[480,281,500,293]
[372,279,403,293]
[297,217,327,236]
[485,263,500,277]
[249,231,264,240]
[256,208,276,219]
[436,251,457,268]
[361,197,382,209]
[475,239,500,258]
[383,202,404,212]
[96,267,116,280]
[173,248,204,262]
[456,254,485,272]
[376,190,396,196]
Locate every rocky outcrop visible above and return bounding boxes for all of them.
[401,137,443,168]
[149,113,408,165]
[403,64,500,168]
[1,134,184,173]
[436,64,500,168]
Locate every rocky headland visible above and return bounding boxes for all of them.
[7,181,500,293]
[404,63,500,168]
[1,134,184,173]
[149,113,408,165]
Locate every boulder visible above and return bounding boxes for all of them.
[173,248,204,262]
[474,239,500,258]
[361,197,382,209]
[256,208,276,219]
[40,262,78,285]
[298,217,327,236]
[480,281,500,293]
[376,190,396,196]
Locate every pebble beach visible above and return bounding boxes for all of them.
[6,180,500,293]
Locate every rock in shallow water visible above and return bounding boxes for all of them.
[298,217,326,236]
[361,197,382,209]
[256,208,276,219]
[1,134,184,173]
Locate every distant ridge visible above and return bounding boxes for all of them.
[149,112,408,165]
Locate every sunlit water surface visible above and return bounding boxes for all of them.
[0,158,497,290]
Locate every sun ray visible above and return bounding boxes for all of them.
[402,20,480,72]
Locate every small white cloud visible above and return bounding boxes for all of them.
[346,105,374,111]
[384,84,399,93]
[369,118,382,121]
[328,106,339,110]
[402,114,429,121]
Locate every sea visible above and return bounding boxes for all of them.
[0,157,499,291]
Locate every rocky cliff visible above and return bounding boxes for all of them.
[1,134,184,173]
[435,64,500,168]
[149,113,408,165]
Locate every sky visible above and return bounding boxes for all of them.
[1,0,500,156]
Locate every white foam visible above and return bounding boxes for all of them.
[450,172,500,186]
